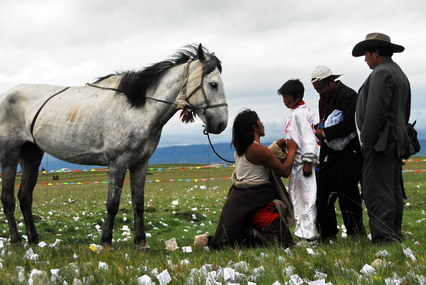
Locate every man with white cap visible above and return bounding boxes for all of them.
[311,66,365,243]
[353,32,412,244]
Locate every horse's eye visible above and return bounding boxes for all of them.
[209,82,218,89]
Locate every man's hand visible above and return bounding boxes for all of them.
[315,128,325,139]
[303,162,313,177]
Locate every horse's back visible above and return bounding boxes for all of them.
[0,84,68,119]
[0,84,68,143]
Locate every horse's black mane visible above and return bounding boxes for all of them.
[94,44,222,108]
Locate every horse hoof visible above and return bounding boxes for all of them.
[11,241,23,247]
[102,244,113,252]
[28,237,39,245]
[137,243,150,253]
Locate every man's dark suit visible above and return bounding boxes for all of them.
[316,82,365,240]
[356,58,411,243]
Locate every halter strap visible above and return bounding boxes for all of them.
[178,60,228,112]
[86,83,175,106]
[87,58,227,113]
[30,87,70,144]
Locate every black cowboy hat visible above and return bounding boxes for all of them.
[352,32,405,57]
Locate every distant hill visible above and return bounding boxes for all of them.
[18,140,426,171]
[36,143,239,171]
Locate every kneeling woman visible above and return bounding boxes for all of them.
[196,109,297,249]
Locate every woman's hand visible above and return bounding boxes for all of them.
[286,139,298,153]
[276,138,287,151]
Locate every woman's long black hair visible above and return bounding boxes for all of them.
[231,109,259,156]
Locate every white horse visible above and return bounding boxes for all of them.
[0,44,228,250]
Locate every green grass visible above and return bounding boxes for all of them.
[0,159,425,284]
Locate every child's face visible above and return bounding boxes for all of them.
[282,94,300,109]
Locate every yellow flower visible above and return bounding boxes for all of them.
[89,244,102,253]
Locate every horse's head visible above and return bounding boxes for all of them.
[179,44,228,134]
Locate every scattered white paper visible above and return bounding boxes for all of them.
[375,250,390,257]
[403,247,417,262]
[165,238,179,251]
[307,280,328,285]
[360,264,376,276]
[24,248,39,261]
[314,270,327,279]
[232,261,249,272]
[306,248,318,256]
[98,261,109,270]
[223,267,236,281]
[18,268,26,283]
[253,266,265,276]
[180,259,190,265]
[182,246,192,253]
[156,269,172,285]
[285,265,295,276]
[49,239,62,247]
[290,274,304,285]
[285,247,292,256]
[50,269,60,282]
[137,275,154,285]
[29,269,48,284]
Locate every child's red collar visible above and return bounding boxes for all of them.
[291,100,305,109]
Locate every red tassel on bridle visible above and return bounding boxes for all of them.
[179,106,196,123]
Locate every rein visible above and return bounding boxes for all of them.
[85,83,176,106]
[86,58,227,124]
[203,128,235,164]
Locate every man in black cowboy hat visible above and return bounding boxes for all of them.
[353,32,412,245]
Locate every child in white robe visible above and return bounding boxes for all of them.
[278,79,319,241]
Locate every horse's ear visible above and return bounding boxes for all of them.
[197,43,206,62]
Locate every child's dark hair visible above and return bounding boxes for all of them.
[277,79,304,100]
[231,109,260,156]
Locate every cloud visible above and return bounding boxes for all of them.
[1,0,426,148]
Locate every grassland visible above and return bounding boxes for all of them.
[0,159,425,284]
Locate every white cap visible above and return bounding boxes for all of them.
[311,66,342,83]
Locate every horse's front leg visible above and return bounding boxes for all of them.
[101,165,127,247]
[129,160,149,252]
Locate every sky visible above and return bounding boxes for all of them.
[1,0,425,148]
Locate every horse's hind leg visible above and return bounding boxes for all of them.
[129,160,149,252]
[18,142,44,244]
[1,146,21,245]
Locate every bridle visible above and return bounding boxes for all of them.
[174,58,228,117]
[87,58,227,122]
